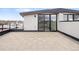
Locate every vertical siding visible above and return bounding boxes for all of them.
[58,13,79,39]
[24,14,38,31]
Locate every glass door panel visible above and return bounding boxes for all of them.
[51,15,56,31]
[38,15,45,31]
[45,15,50,31]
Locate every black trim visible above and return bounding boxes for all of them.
[11,30,57,32]
[37,14,39,31]
[73,14,75,21]
[60,20,79,22]
[67,14,69,21]
[56,14,58,31]
[19,30,38,32]
[49,14,51,31]
[44,15,45,31]
[58,31,79,41]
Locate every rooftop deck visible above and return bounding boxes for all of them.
[0,32,79,51]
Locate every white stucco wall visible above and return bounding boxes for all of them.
[24,14,38,31]
[58,13,79,39]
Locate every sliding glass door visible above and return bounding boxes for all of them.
[38,14,57,32]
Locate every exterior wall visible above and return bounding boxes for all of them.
[58,13,79,39]
[24,14,38,31]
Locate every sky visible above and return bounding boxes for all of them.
[0,8,45,21]
[0,0,79,21]
[0,8,78,21]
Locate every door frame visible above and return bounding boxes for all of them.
[38,14,58,32]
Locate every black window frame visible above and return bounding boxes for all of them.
[38,14,58,32]
[61,14,79,22]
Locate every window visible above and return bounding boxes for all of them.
[63,15,68,21]
[69,15,73,21]
[74,14,79,21]
[61,14,79,22]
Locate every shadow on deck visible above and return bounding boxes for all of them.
[10,29,24,32]
[0,30,11,36]
[0,29,24,36]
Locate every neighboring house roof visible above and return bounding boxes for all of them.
[20,8,79,17]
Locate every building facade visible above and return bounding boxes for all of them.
[20,8,79,39]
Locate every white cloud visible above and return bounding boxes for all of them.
[0,0,79,8]
[16,8,32,12]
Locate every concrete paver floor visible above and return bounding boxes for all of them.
[0,32,79,51]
